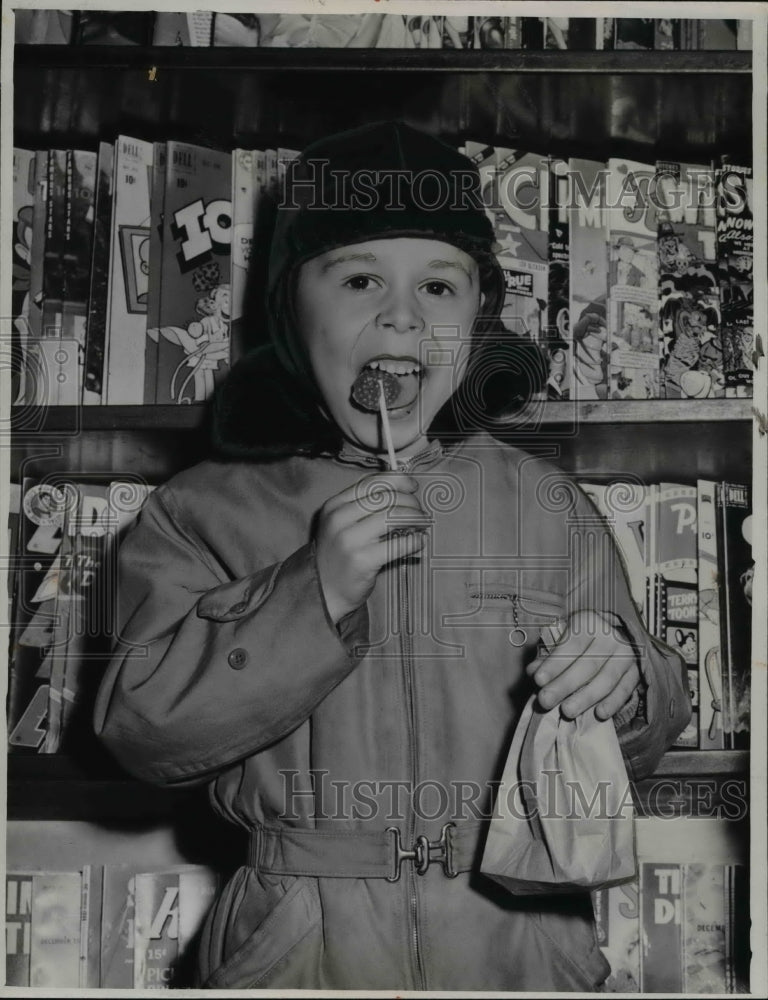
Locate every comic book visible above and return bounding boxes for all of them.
[7,479,76,753]
[656,160,723,398]
[45,482,111,753]
[230,149,265,361]
[152,12,213,46]
[104,136,153,404]
[592,880,640,991]
[640,862,684,991]
[569,157,609,400]
[59,149,98,405]
[75,11,153,44]
[697,480,725,750]
[134,870,181,988]
[101,866,138,988]
[543,18,596,49]
[14,9,74,43]
[654,19,681,49]
[40,149,68,405]
[80,865,104,987]
[151,142,232,405]
[578,481,649,621]
[655,483,699,748]
[6,482,21,625]
[520,18,545,48]
[29,871,83,988]
[83,141,115,405]
[640,863,747,992]
[442,15,474,48]
[715,162,753,397]
[614,19,655,49]
[681,20,742,49]
[474,15,511,49]
[25,148,48,403]
[494,146,549,358]
[5,873,33,985]
[547,156,570,399]
[11,148,36,405]
[144,142,168,403]
[177,868,219,969]
[716,482,752,749]
[606,157,660,399]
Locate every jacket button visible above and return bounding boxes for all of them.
[230,602,247,614]
[668,698,676,718]
[228,648,248,669]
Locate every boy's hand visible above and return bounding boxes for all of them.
[526,611,641,721]
[315,472,431,625]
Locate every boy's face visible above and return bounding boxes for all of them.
[296,237,481,458]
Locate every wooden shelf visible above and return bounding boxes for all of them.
[11,399,752,434]
[14,45,752,74]
[7,750,748,821]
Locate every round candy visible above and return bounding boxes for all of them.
[351,369,401,412]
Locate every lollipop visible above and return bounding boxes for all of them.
[351,368,401,411]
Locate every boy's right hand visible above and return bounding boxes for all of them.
[315,473,430,625]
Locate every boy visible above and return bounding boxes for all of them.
[94,122,690,990]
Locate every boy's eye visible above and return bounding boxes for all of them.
[343,274,379,291]
[422,280,454,297]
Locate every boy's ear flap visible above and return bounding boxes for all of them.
[211,345,340,461]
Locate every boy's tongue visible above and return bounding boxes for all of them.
[351,366,421,412]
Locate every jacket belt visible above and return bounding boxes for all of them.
[248,821,485,881]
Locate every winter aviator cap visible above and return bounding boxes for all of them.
[268,120,503,298]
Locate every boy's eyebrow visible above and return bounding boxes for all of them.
[321,252,378,272]
[428,259,475,284]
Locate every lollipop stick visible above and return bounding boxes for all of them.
[379,379,398,471]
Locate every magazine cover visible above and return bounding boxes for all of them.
[474,15,511,49]
[83,141,115,405]
[11,148,35,405]
[656,483,699,748]
[7,479,76,753]
[569,157,609,399]
[75,11,153,45]
[40,149,68,405]
[45,482,111,753]
[133,871,181,988]
[657,160,723,398]
[24,147,48,404]
[547,156,571,399]
[100,866,137,988]
[60,149,97,405]
[717,482,752,748]
[151,141,232,405]
[697,480,725,749]
[104,136,154,404]
[442,15,474,48]
[614,18,655,49]
[230,148,266,361]
[14,8,74,43]
[640,862,684,991]
[144,141,168,403]
[494,146,549,351]
[29,871,83,988]
[5,873,33,986]
[715,162,753,397]
[607,157,660,399]
[592,880,641,991]
[152,12,213,45]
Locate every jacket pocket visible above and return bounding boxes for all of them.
[530,904,610,991]
[203,873,322,989]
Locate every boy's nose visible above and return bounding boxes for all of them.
[376,291,425,334]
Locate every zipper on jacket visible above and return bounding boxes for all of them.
[398,556,426,991]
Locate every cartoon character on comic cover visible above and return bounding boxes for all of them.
[148,262,230,404]
[658,227,723,398]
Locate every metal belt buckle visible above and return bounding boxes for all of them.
[386,823,458,882]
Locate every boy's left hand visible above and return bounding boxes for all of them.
[526,610,641,721]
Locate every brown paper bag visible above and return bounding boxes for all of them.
[481,695,637,894]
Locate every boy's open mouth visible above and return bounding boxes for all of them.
[351,356,425,412]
